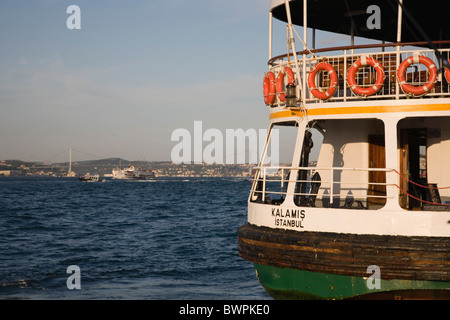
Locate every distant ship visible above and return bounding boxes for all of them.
[78,173,100,182]
[112,165,157,180]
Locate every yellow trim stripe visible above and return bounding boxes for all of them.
[269,103,450,120]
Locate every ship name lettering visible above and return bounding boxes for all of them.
[272,208,305,228]
[271,208,305,219]
[275,218,304,228]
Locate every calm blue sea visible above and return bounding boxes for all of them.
[0,176,271,300]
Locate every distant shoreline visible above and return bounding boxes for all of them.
[0,159,257,178]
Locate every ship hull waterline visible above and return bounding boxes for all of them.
[253,263,450,300]
[238,224,450,300]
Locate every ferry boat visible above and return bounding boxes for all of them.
[238,0,450,299]
[112,165,157,180]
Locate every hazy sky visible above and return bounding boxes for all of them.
[0,0,352,163]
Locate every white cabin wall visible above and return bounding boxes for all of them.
[427,117,450,198]
[314,119,382,205]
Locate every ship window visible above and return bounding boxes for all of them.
[250,122,298,205]
[294,119,386,209]
[398,117,450,211]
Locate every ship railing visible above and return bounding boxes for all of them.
[267,41,450,106]
[250,166,394,209]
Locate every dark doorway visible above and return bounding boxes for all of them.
[368,135,386,206]
[400,129,427,209]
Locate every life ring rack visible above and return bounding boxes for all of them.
[347,56,385,97]
[444,59,450,83]
[263,71,276,105]
[268,53,443,103]
[308,62,338,100]
[276,67,295,102]
[397,55,437,96]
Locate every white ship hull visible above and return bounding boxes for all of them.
[112,166,156,180]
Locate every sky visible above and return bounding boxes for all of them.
[0,0,354,163]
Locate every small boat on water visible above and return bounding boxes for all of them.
[78,173,100,182]
[238,0,450,300]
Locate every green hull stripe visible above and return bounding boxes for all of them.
[254,264,450,300]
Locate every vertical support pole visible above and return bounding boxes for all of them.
[396,0,403,100]
[284,0,302,105]
[396,1,403,45]
[312,28,315,50]
[383,117,403,211]
[343,49,348,101]
[351,20,355,55]
[302,0,307,103]
[269,11,273,60]
[69,147,72,175]
[330,168,334,207]
[262,167,266,202]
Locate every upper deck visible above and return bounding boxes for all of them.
[266,0,450,122]
[267,41,450,121]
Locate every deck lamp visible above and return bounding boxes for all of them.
[285,83,297,108]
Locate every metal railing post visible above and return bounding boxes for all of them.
[262,167,266,202]
[330,168,334,207]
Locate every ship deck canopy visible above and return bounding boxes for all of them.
[270,0,450,47]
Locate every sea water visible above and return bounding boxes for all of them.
[0,176,271,300]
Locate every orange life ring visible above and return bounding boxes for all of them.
[276,67,295,102]
[444,59,450,83]
[263,71,276,105]
[308,62,337,100]
[397,55,437,96]
[347,56,385,96]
